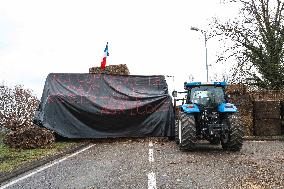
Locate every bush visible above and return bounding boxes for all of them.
[0,84,55,148]
[0,85,39,131]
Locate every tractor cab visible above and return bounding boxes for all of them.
[186,82,226,109]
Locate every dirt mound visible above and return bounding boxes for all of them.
[89,64,130,75]
[4,126,55,149]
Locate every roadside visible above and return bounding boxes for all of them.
[0,134,89,183]
[244,135,284,141]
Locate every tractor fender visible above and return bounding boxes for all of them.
[218,103,238,113]
[180,104,200,113]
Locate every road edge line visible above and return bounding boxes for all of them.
[0,143,94,189]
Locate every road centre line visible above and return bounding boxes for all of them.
[148,141,156,188]
[0,144,95,189]
[149,149,154,162]
[147,172,157,189]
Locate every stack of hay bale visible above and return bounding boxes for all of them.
[253,101,282,136]
[226,84,284,136]
[250,90,284,136]
[89,64,130,75]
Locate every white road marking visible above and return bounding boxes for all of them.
[0,144,95,189]
[147,172,157,189]
[149,149,154,162]
[149,141,153,147]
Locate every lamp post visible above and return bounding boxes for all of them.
[190,26,209,82]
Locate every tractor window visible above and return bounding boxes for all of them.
[190,86,225,106]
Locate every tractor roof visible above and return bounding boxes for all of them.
[184,82,227,89]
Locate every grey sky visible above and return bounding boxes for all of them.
[0,0,239,98]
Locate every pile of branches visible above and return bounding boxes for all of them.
[3,126,55,149]
[0,85,55,149]
[89,64,130,75]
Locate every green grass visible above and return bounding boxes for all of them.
[0,135,77,173]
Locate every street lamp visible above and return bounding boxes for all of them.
[190,26,209,82]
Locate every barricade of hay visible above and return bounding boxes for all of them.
[226,84,284,136]
[89,64,130,75]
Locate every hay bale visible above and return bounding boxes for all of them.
[3,126,55,149]
[89,64,130,75]
[250,90,284,101]
[254,119,282,136]
[253,101,280,119]
[253,101,282,136]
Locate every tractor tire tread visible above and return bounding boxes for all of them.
[179,112,197,150]
[175,118,179,144]
[222,114,244,151]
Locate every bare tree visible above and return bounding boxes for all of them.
[212,0,284,89]
[0,85,39,131]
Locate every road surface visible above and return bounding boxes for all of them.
[1,139,284,189]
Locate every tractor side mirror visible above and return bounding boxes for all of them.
[225,94,231,100]
[172,91,177,98]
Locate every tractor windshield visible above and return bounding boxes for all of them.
[189,86,225,106]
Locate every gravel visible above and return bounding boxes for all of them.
[153,140,284,189]
[1,138,283,189]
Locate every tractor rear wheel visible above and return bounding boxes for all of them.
[209,138,220,145]
[221,114,244,151]
[179,112,197,150]
[175,119,179,144]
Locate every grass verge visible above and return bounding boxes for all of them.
[0,134,77,174]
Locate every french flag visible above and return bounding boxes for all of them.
[100,42,109,70]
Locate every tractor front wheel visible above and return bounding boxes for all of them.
[221,114,244,151]
[179,112,197,150]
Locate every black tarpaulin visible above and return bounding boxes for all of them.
[34,73,174,138]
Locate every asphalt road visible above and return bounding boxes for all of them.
[1,139,284,189]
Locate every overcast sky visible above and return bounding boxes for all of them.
[0,0,239,98]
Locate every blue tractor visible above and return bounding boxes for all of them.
[172,82,244,151]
